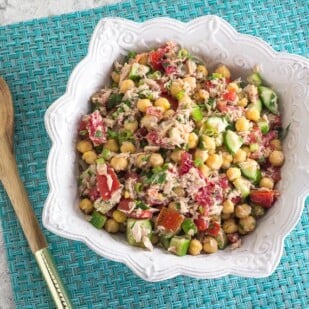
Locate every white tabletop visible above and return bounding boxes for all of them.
[0,1,120,307]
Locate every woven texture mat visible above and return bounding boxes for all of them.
[0,0,308,308]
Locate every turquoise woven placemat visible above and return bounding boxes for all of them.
[0,0,308,308]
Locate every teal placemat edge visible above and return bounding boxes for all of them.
[0,0,308,308]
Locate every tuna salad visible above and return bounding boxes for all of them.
[76,42,285,256]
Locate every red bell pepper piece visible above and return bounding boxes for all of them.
[97,166,120,201]
[155,207,184,234]
[250,190,278,208]
[223,90,237,102]
[206,221,221,237]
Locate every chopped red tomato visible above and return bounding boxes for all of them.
[97,166,120,201]
[179,152,193,175]
[223,90,237,102]
[156,207,184,234]
[194,216,209,232]
[149,48,165,71]
[250,190,278,208]
[87,110,106,145]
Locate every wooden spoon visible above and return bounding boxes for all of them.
[0,77,72,308]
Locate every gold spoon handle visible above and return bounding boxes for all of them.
[0,134,72,308]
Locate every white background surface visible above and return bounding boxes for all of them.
[0,1,120,308]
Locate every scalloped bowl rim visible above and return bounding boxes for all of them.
[43,16,309,282]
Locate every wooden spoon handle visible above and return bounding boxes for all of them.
[0,134,47,252]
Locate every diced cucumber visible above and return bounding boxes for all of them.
[168,236,190,256]
[233,176,251,198]
[247,72,262,86]
[224,130,243,154]
[257,118,270,134]
[204,117,229,136]
[191,105,203,122]
[215,228,228,249]
[258,86,278,114]
[90,211,107,229]
[239,159,261,183]
[126,218,152,248]
[182,218,197,236]
[248,98,262,113]
[159,235,172,249]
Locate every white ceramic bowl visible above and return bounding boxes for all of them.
[43,16,309,281]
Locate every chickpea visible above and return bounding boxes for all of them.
[170,149,185,163]
[111,71,120,83]
[189,239,203,256]
[196,65,208,77]
[178,94,193,105]
[251,204,265,218]
[259,177,274,189]
[183,76,196,90]
[137,98,152,113]
[215,64,231,79]
[188,132,199,149]
[206,153,223,170]
[112,210,127,223]
[135,153,148,168]
[222,218,238,234]
[241,146,251,156]
[270,139,282,151]
[233,149,247,164]
[238,216,256,234]
[222,199,235,214]
[173,186,185,197]
[235,117,250,132]
[170,80,183,97]
[269,150,284,167]
[227,82,239,92]
[221,152,233,169]
[221,213,231,220]
[137,53,148,65]
[237,97,248,107]
[163,109,175,119]
[197,89,209,101]
[199,164,210,177]
[140,115,158,131]
[154,97,170,111]
[120,141,136,153]
[119,79,135,93]
[79,198,94,214]
[124,120,138,132]
[76,140,92,153]
[104,218,120,233]
[168,201,179,210]
[203,236,218,254]
[194,149,209,163]
[235,203,251,218]
[226,167,241,181]
[149,153,164,167]
[82,151,97,164]
[245,108,260,121]
[104,139,119,153]
[201,135,216,154]
[110,156,128,171]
